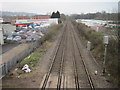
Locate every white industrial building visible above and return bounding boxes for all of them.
[15,18,58,26]
[2,24,16,34]
[76,19,107,27]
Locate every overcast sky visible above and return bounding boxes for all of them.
[1,0,119,15]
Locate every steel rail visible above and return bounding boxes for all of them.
[41,24,67,90]
[69,22,80,90]
[71,22,95,90]
[57,25,67,90]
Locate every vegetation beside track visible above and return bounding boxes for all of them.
[72,21,118,86]
[41,24,63,42]
[17,24,62,71]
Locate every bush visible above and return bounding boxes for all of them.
[41,24,62,43]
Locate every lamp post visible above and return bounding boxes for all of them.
[103,36,109,74]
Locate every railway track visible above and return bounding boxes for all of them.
[69,23,80,89]
[40,22,95,89]
[70,22,95,90]
[40,23,67,89]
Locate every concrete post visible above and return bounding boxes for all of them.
[87,41,91,51]
[103,44,108,73]
[0,26,4,45]
[96,27,99,32]
[103,36,109,74]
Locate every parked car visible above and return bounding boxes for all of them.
[19,30,24,34]
[32,31,36,34]
[34,28,39,32]
[3,35,8,40]
[13,36,21,41]
[39,32,44,36]
[12,33,18,38]
[19,34,27,39]
[6,36,13,41]
[26,35,37,42]
[22,26,27,29]
[26,36,32,42]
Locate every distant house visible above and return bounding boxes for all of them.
[3,16,30,23]
[3,15,50,22]
[3,15,58,27]
[12,16,31,20]
[32,15,50,19]
[91,26,105,32]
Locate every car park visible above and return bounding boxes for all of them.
[3,23,49,44]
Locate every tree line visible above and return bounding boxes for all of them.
[71,11,119,21]
[51,11,60,18]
